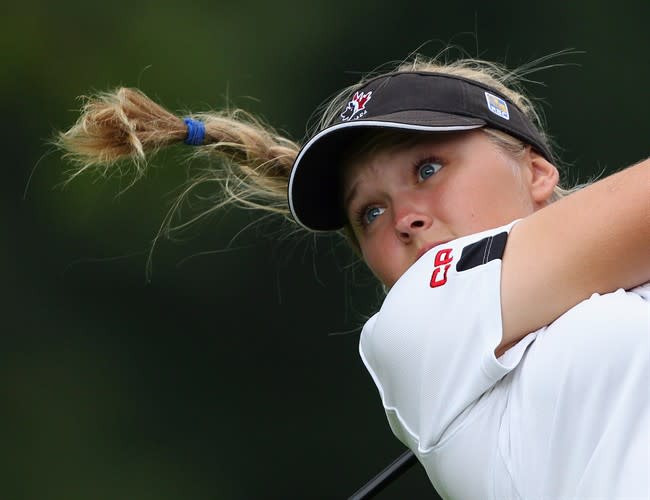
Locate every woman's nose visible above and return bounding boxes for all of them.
[395,211,433,242]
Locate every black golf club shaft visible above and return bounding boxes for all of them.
[348,450,417,499]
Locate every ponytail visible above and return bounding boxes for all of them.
[57,87,300,220]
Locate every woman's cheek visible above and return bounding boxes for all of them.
[362,237,390,283]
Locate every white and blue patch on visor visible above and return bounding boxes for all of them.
[485,92,510,120]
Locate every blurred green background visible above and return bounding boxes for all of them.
[3,0,648,498]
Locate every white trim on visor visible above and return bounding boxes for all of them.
[288,120,484,231]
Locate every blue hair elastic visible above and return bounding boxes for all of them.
[183,117,205,146]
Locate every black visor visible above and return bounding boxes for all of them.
[288,72,552,231]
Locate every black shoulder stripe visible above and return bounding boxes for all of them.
[456,231,508,272]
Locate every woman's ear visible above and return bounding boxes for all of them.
[525,148,560,207]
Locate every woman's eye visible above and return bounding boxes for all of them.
[417,161,442,181]
[364,206,385,225]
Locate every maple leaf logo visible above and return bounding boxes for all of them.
[340,91,373,121]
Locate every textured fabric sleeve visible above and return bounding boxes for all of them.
[631,281,650,301]
[359,221,536,452]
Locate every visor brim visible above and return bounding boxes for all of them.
[288,112,486,231]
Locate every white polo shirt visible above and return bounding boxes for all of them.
[359,222,649,499]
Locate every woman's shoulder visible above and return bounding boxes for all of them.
[359,221,522,450]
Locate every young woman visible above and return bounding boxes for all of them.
[58,57,649,499]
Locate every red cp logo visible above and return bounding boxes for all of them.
[430,248,453,288]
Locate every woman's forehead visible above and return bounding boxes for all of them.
[342,129,475,174]
[346,129,442,158]
[344,129,475,164]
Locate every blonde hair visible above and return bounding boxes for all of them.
[58,87,298,218]
[57,54,578,251]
